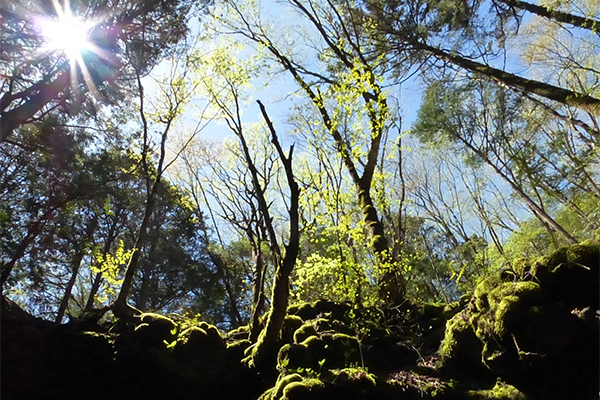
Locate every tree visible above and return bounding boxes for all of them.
[414,79,597,246]
[112,56,199,318]
[215,0,407,303]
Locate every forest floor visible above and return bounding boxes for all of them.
[1,242,598,400]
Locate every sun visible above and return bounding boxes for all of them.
[39,13,95,60]
[32,0,115,102]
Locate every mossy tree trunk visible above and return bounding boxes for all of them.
[243,101,300,367]
[249,230,267,342]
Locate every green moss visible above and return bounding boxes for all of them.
[226,324,250,340]
[440,314,470,360]
[443,294,470,318]
[287,302,312,317]
[440,313,484,373]
[566,243,599,266]
[293,323,318,343]
[140,313,175,328]
[139,313,176,335]
[329,368,376,386]
[273,373,304,399]
[489,282,542,337]
[468,379,526,399]
[282,315,304,344]
[544,247,569,271]
[227,338,251,351]
[132,314,177,347]
[281,378,325,400]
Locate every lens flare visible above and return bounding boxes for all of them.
[39,14,95,60]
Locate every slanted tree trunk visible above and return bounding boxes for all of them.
[1,200,67,288]
[56,216,98,323]
[494,0,600,32]
[458,135,578,245]
[208,250,244,327]
[414,41,600,115]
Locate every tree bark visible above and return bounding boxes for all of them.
[1,71,70,142]
[1,205,62,288]
[55,251,85,324]
[209,250,243,327]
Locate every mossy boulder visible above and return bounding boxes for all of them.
[277,378,326,400]
[440,243,600,399]
[293,322,318,343]
[281,315,304,344]
[467,379,526,399]
[439,311,487,378]
[178,325,223,349]
[287,301,351,322]
[131,313,176,347]
[278,333,362,371]
[267,369,378,400]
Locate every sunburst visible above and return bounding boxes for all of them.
[33,0,116,103]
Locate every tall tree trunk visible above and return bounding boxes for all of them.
[249,235,266,342]
[494,0,600,31]
[56,252,85,324]
[357,182,405,303]
[56,217,98,323]
[256,42,406,303]
[84,216,120,311]
[415,42,600,115]
[1,71,70,142]
[209,250,243,327]
[112,67,174,319]
[113,188,156,317]
[85,272,103,312]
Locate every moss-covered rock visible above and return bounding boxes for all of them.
[278,333,362,372]
[281,315,304,344]
[439,311,487,377]
[279,378,326,400]
[439,243,600,399]
[293,322,318,343]
[131,313,177,347]
[467,379,526,399]
[287,301,351,322]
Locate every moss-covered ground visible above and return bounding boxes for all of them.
[2,243,598,400]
